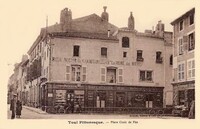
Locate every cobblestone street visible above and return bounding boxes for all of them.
[7,105,187,119]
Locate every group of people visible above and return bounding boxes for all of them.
[10,94,22,119]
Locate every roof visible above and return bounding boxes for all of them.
[171,8,195,25]
[49,31,118,41]
[28,13,118,54]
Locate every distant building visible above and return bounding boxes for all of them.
[9,7,173,113]
[171,8,195,108]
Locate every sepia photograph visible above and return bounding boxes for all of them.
[0,0,198,129]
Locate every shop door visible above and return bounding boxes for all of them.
[116,92,125,107]
[146,94,153,108]
[96,92,106,108]
[66,90,74,106]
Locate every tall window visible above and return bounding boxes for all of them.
[189,14,194,25]
[178,63,185,81]
[179,20,183,31]
[178,38,183,55]
[101,47,107,58]
[156,51,162,63]
[137,50,143,61]
[170,55,173,65]
[106,68,116,83]
[187,59,195,79]
[66,65,86,82]
[73,45,80,57]
[71,66,81,81]
[122,37,129,48]
[188,32,195,51]
[139,70,153,81]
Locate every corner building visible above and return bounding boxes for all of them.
[28,7,173,112]
[171,8,195,108]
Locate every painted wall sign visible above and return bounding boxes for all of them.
[52,57,141,66]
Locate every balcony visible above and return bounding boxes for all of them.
[156,58,163,64]
[136,57,144,62]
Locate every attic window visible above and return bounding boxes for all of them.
[122,37,129,48]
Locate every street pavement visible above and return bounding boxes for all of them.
[7,105,187,119]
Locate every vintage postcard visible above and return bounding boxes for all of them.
[0,0,198,129]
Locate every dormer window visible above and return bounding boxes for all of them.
[122,37,129,48]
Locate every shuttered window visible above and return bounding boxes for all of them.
[82,66,87,82]
[66,65,71,81]
[118,68,123,83]
[101,67,106,82]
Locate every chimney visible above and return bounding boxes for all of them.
[60,8,72,31]
[101,6,109,22]
[155,20,165,37]
[107,29,110,37]
[128,12,135,30]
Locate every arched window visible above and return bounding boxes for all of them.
[122,37,129,48]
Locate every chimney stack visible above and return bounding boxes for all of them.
[60,8,72,31]
[128,12,135,30]
[101,6,109,22]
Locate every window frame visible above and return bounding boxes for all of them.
[122,37,130,48]
[178,37,183,55]
[139,70,153,82]
[187,59,195,80]
[178,62,185,81]
[179,20,184,31]
[101,47,107,58]
[73,45,80,57]
[188,32,195,51]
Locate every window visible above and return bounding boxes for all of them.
[178,38,183,55]
[139,70,153,81]
[73,45,80,57]
[106,68,116,83]
[188,32,195,51]
[123,52,127,58]
[137,50,143,61]
[122,37,129,48]
[71,65,81,81]
[179,20,183,31]
[170,55,173,65]
[178,63,185,81]
[189,14,194,25]
[187,59,195,79]
[101,47,107,58]
[156,51,163,63]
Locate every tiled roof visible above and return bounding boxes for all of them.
[171,8,195,25]
[49,31,118,41]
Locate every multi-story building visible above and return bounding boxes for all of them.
[171,8,195,108]
[9,6,173,113]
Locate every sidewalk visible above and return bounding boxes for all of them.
[23,106,47,114]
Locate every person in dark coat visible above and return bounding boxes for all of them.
[10,94,17,119]
[16,100,22,118]
[188,100,195,119]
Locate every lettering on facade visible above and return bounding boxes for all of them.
[52,57,141,66]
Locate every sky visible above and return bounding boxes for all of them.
[0,0,195,87]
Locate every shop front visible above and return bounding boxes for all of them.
[41,82,164,113]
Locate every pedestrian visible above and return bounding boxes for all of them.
[188,100,195,119]
[16,100,22,118]
[10,94,17,119]
[71,101,74,113]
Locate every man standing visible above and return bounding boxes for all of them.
[10,94,17,119]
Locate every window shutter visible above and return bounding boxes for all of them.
[66,65,71,81]
[183,36,188,51]
[82,66,87,82]
[118,68,123,83]
[101,67,106,82]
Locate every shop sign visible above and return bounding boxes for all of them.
[52,57,141,66]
